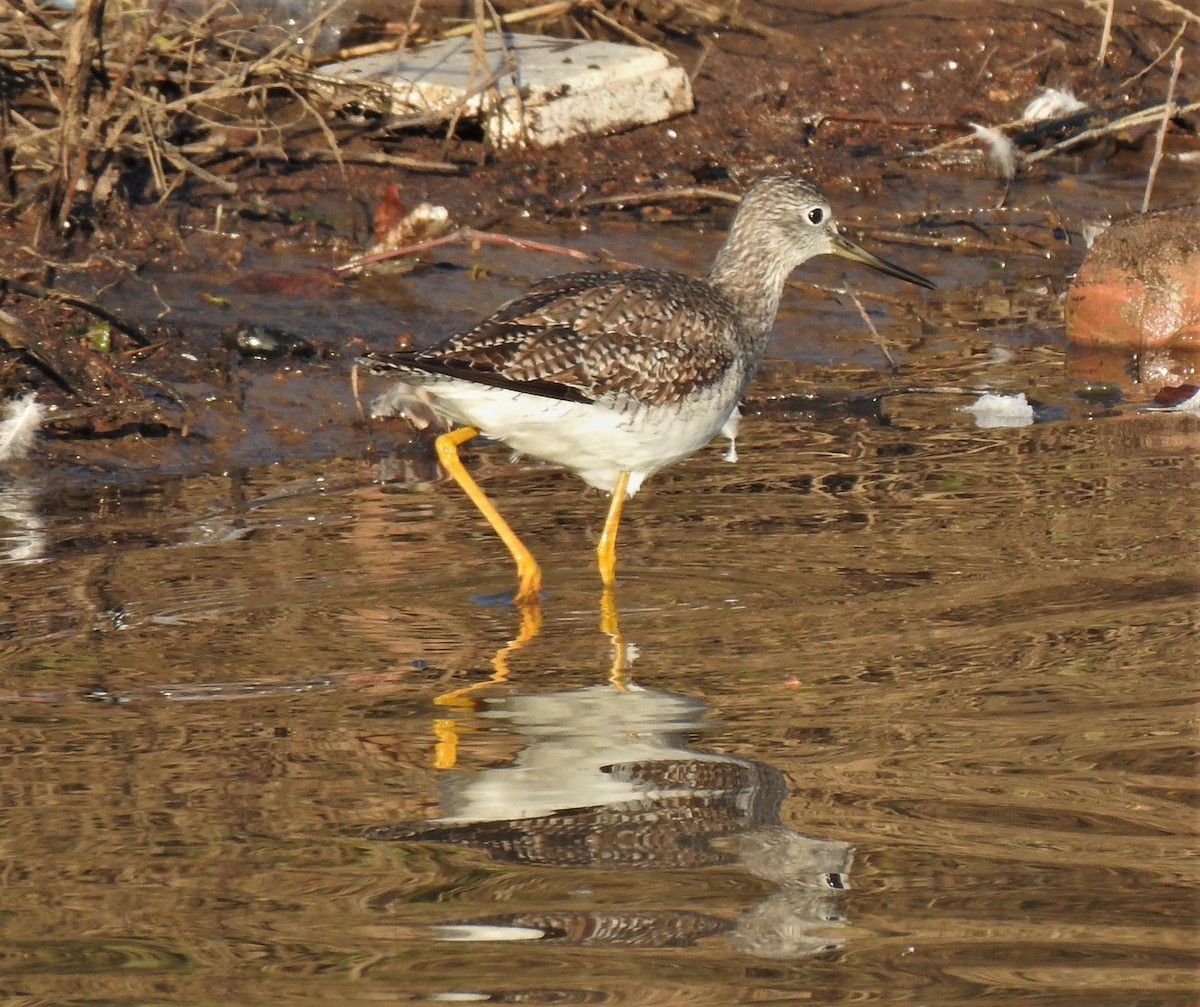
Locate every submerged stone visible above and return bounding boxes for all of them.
[1065,205,1200,350]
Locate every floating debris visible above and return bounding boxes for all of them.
[343,188,453,275]
[374,191,450,251]
[961,392,1035,428]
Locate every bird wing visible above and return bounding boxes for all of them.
[364,270,738,408]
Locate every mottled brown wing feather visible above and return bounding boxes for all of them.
[367,269,738,408]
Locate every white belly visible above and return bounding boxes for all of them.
[395,379,736,495]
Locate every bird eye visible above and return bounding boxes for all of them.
[808,207,824,225]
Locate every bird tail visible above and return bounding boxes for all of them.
[356,353,449,431]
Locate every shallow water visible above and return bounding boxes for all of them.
[2,165,1199,1005]
[3,364,1196,1004]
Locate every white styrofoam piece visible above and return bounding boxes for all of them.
[322,31,693,147]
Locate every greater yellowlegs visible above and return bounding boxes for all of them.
[360,175,933,605]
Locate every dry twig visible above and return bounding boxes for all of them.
[1121,18,1190,87]
[1141,46,1184,212]
[1149,0,1200,27]
[438,0,595,39]
[336,225,637,275]
[570,185,738,211]
[845,284,899,372]
[1096,0,1116,64]
[0,2,449,228]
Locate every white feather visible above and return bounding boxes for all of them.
[0,393,46,462]
[970,123,1019,180]
[1022,88,1087,122]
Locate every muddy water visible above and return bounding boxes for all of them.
[2,176,1198,1003]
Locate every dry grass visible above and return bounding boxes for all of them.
[0,0,445,234]
[0,0,729,236]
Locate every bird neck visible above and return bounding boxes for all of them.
[707,224,796,346]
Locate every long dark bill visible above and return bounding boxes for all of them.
[832,232,935,289]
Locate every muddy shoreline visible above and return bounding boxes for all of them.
[1,1,1196,476]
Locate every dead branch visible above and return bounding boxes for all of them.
[0,274,156,345]
[569,185,738,211]
[1024,97,1200,165]
[0,1,469,229]
[336,225,639,275]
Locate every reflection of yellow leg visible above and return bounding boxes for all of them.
[432,717,467,770]
[435,426,542,607]
[600,584,629,689]
[491,603,542,679]
[596,470,631,588]
[431,603,543,769]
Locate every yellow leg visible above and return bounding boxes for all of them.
[596,470,631,588]
[435,426,542,607]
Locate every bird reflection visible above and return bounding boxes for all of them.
[367,678,853,961]
[431,585,628,769]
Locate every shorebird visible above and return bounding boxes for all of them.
[360,175,933,605]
